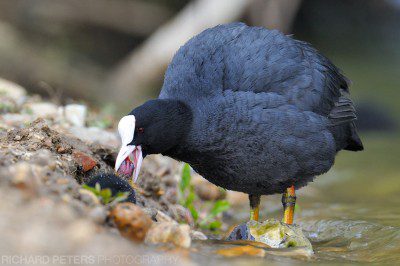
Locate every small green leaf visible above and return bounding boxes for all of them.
[208,220,222,230]
[82,184,98,195]
[112,192,129,204]
[210,200,230,217]
[188,205,199,222]
[99,188,112,204]
[184,187,196,207]
[180,163,191,193]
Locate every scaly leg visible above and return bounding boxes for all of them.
[249,194,261,222]
[282,185,296,224]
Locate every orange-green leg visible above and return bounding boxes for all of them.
[249,194,261,221]
[282,185,296,224]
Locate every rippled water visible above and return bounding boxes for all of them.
[187,133,400,264]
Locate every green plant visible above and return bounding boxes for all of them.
[82,183,128,205]
[179,163,230,231]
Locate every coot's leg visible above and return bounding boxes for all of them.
[225,194,260,241]
[249,194,261,221]
[282,185,296,224]
[282,186,296,224]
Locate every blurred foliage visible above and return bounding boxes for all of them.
[179,163,230,231]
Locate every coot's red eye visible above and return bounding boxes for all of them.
[137,127,144,133]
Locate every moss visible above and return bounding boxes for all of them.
[248,219,313,251]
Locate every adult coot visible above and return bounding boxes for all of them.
[115,23,363,225]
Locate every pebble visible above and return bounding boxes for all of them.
[226,191,248,206]
[0,97,18,113]
[67,219,95,244]
[67,126,119,147]
[169,204,194,226]
[8,162,43,194]
[145,222,191,248]
[109,202,152,242]
[79,189,100,206]
[216,245,266,258]
[0,113,33,127]
[89,206,108,224]
[25,102,58,119]
[142,207,158,221]
[155,210,175,223]
[248,219,313,252]
[29,149,55,167]
[73,151,98,172]
[192,174,226,201]
[64,104,87,127]
[190,230,208,240]
[0,78,27,104]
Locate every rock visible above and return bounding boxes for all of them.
[109,202,152,242]
[155,166,170,177]
[249,219,313,251]
[190,230,208,240]
[79,189,100,206]
[139,173,161,196]
[145,222,191,248]
[155,210,175,223]
[0,113,33,127]
[142,207,158,221]
[226,222,253,241]
[89,206,108,224]
[56,145,71,154]
[67,126,119,147]
[0,97,18,113]
[67,219,96,244]
[216,245,266,257]
[0,78,27,104]
[192,174,226,201]
[163,187,178,204]
[25,102,58,119]
[169,204,194,226]
[29,149,56,168]
[8,162,43,194]
[73,151,98,172]
[64,104,87,127]
[226,191,248,206]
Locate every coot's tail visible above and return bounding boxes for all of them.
[329,96,364,152]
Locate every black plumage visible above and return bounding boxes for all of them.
[86,174,136,204]
[128,23,363,196]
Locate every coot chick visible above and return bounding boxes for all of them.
[115,23,363,226]
[86,173,136,204]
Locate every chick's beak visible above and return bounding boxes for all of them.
[115,145,143,183]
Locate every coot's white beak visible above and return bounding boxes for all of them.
[115,115,143,182]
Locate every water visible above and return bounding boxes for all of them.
[184,133,400,264]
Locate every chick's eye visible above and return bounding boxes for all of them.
[137,127,144,133]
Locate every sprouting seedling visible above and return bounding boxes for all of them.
[82,183,129,205]
[179,163,199,221]
[198,200,230,230]
[179,163,230,231]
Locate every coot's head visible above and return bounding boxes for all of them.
[115,99,192,181]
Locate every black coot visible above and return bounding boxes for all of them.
[115,23,363,226]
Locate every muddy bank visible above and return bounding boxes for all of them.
[0,78,213,264]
